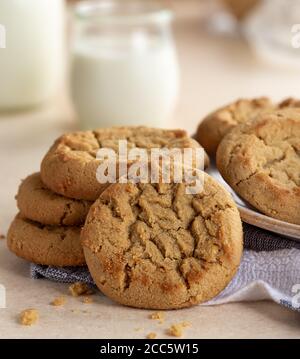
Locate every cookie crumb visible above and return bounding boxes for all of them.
[70,309,80,314]
[82,296,93,304]
[147,332,157,339]
[181,321,191,328]
[149,311,165,323]
[134,327,142,332]
[0,234,5,240]
[51,296,66,307]
[167,322,191,337]
[19,309,39,326]
[69,282,93,297]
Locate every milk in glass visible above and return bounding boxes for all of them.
[0,0,64,110]
[71,1,179,128]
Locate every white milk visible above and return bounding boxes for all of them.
[71,35,179,128]
[0,0,64,110]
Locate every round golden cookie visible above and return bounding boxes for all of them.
[81,175,243,309]
[196,97,273,155]
[7,215,85,266]
[41,127,209,201]
[278,97,300,109]
[16,173,92,226]
[217,109,300,225]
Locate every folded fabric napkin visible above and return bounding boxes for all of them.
[31,223,300,312]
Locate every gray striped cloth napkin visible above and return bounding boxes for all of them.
[31,223,300,312]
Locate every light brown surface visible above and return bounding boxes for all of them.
[217,109,300,225]
[17,173,92,225]
[1,0,300,338]
[0,240,300,338]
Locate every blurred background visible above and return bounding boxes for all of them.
[1,0,300,232]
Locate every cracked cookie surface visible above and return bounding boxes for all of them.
[16,173,92,226]
[196,97,273,155]
[41,127,208,201]
[81,174,243,309]
[217,109,300,225]
[7,214,85,266]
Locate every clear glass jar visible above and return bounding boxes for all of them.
[71,0,179,129]
[0,0,65,110]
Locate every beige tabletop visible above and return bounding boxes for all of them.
[0,1,299,338]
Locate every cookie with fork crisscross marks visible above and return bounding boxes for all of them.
[81,173,243,309]
[217,109,300,224]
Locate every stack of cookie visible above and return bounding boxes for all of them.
[8,173,91,266]
[7,126,246,310]
[7,127,206,267]
[7,105,299,309]
[196,97,300,225]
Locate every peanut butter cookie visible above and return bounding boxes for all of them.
[278,97,300,109]
[81,174,243,309]
[196,97,273,155]
[217,109,300,224]
[7,214,85,266]
[41,127,209,201]
[16,173,92,226]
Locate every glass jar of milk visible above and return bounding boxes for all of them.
[0,0,65,110]
[71,0,179,129]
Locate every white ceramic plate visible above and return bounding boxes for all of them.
[207,165,300,241]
